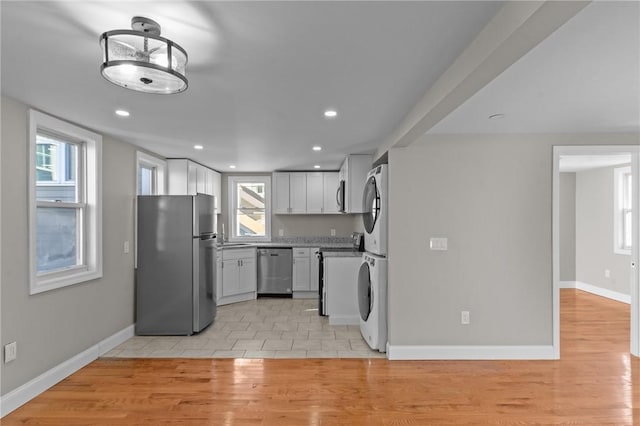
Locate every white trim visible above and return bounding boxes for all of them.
[387,345,556,361]
[0,325,134,417]
[28,109,103,294]
[328,315,360,325]
[558,280,578,289]
[614,166,632,255]
[227,175,272,242]
[136,151,166,196]
[561,281,631,304]
[553,145,640,360]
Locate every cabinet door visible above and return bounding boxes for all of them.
[187,162,198,195]
[212,171,221,211]
[273,173,291,214]
[293,256,310,291]
[222,259,239,297]
[309,248,320,292]
[167,159,189,195]
[306,172,324,213]
[238,257,256,293]
[216,256,223,303]
[322,172,340,214]
[289,173,307,213]
[196,165,207,194]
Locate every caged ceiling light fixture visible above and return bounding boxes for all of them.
[100,17,188,94]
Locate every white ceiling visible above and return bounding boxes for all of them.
[3,2,637,173]
[430,1,640,135]
[0,1,503,172]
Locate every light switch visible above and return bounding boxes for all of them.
[430,237,448,251]
[124,241,130,254]
[278,229,284,237]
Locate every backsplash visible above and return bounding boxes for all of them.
[271,236,352,244]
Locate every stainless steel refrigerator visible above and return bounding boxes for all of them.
[136,194,217,335]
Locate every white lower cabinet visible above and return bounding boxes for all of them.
[292,247,319,298]
[217,248,257,306]
[324,256,361,325]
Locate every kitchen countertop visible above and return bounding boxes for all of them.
[219,243,354,250]
[321,250,363,258]
[218,236,355,251]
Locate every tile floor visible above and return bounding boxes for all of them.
[103,298,386,359]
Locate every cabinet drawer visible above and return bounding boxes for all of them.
[293,247,310,257]
[222,248,255,260]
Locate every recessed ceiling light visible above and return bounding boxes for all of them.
[229,165,236,169]
[313,165,321,169]
[312,146,322,151]
[324,109,337,118]
[489,113,505,119]
[194,145,204,150]
[115,109,130,117]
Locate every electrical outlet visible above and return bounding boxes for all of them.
[123,240,130,254]
[278,229,284,237]
[330,229,336,237]
[461,311,470,325]
[4,342,17,363]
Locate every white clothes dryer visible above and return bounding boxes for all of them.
[362,164,387,256]
[357,252,387,352]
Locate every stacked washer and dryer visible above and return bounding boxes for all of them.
[358,164,388,352]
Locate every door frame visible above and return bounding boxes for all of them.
[552,145,640,358]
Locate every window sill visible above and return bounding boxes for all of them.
[30,268,103,295]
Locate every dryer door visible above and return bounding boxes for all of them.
[357,261,373,321]
[362,175,380,234]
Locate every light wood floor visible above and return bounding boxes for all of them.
[3,289,639,425]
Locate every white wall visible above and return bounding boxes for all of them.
[575,165,631,295]
[388,133,638,351]
[0,96,136,395]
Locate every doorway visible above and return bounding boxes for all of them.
[553,145,639,358]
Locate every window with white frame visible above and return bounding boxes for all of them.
[614,165,632,255]
[136,151,166,195]
[228,176,271,242]
[29,110,102,294]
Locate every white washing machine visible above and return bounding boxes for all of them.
[362,164,387,256]
[357,252,387,352]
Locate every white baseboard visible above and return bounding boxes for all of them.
[560,281,631,304]
[0,324,134,417]
[329,314,360,325]
[387,345,556,360]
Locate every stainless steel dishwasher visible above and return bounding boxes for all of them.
[257,248,293,295]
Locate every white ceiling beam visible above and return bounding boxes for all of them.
[376,0,590,157]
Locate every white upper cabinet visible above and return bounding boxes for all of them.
[273,171,338,214]
[289,173,307,213]
[322,172,340,214]
[340,154,372,214]
[306,172,324,213]
[167,159,221,210]
[273,172,292,214]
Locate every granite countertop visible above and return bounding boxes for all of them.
[218,236,354,250]
[321,250,363,258]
